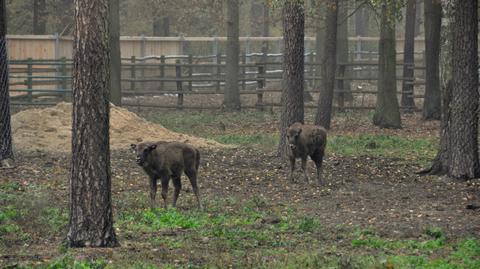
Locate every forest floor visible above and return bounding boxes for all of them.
[1,109,480,268]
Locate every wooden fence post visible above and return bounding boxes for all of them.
[188,54,193,91]
[26,58,33,103]
[130,56,136,92]
[60,57,68,100]
[159,55,165,91]
[176,60,183,109]
[256,65,265,111]
[216,53,221,92]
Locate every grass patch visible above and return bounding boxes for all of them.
[329,134,437,162]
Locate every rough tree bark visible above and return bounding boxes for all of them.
[448,0,479,179]
[420,0,479,180]
[278,0,305,158]
[0,0,13,166]
[315,0,337,129]
[33,0,47,34]
[372,0,401,129]
[67,0,118,248]
[401,0,416,109]
[423,0,442,120]
[224,0,241,111]
[109,0,121,105]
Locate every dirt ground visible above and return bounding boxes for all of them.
[2,141,480,267]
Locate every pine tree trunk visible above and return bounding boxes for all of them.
[109,0,121,105]
[224,0,240,111]
[401,0,416,109]
[449,0,479,179]
[0,0,13,162]
[336,0,352,102]
[153,17,170,36]
[33,0,47,34]
[67,0,118,248]
[373,0,401,129]
[315,0,337,129]
[278,0,305,158]
[422,0,442,120]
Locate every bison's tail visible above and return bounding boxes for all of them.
[195,149,201,171]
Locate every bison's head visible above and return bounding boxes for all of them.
[130,143,157,166]
[286,122,303,151]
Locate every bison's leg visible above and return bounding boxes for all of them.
[172,175,182,208]
[185,169,202,209]
[160,175,170,209]
[301,156,309,182]
[311,151,324,185]
[149,177,158,208]
[289,156,296,182]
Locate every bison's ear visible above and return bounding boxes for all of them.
[130,144,137,150]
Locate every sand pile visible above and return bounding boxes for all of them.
[11,102,226,152]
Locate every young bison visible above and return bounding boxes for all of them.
[286,122,327,184]
[131,141,201,209]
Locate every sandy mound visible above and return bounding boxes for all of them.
[11,102,227,152]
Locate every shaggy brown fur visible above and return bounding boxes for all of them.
[286,122,327,184]
[131,141,201,209]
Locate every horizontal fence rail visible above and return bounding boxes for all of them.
[8,51,425,111]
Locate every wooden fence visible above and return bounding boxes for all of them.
[8,51,426,110]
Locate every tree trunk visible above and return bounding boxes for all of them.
[261,0,270,62]
[250,0,263,36]
[33,0,47,34]
[315,0,337,129]
[278,0,305,158]
[401,0,416,109]
[314,0,324,92]
[336,0,352,102]
[0,0,13,163]
[423,0,442,120]
[153,17,170,36]
[109,0,121,105]
[449,0,479,179]
[355,0,368,37]
[421,0,479,180]
[415,0,423,36]
[67,0,118,248]
[224,0,240,111]
[372,0,401,129]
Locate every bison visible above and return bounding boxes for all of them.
[286,122,327,184]
[131,141,202,209]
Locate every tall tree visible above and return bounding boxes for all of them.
[313,0,325,91]
[278,0,305,158]
[224,0,241,111]
[415,0,423,36]
[422,0,442,120]
[33,0,46,34]
[67,0,118,247]
[372,0,401,129]
[110,0,121,105]
[153,17,170,36]
[261,0,270,61]
[401,0,417,109]
[250,0,263,36]
[336,0,352,103]
[315,0,337,129]
[0,0,13,168]
[355,0,369,37]
[421,0,479,179]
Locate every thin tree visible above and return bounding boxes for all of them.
[315,0,337,129]
[278,0,305,158]
[261,0,270,63]
[33,0,46,34]
[224,0,241,111]
[313,0,324,92]
[110,0,121,105]
[0,0,13,168]
[420,0,479,179]
[372,0,401,129]
[153,17,170,36]
[67,0,118,247]
[336,0,352,103]
[401,0,416,110]
[422,0,442,120]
